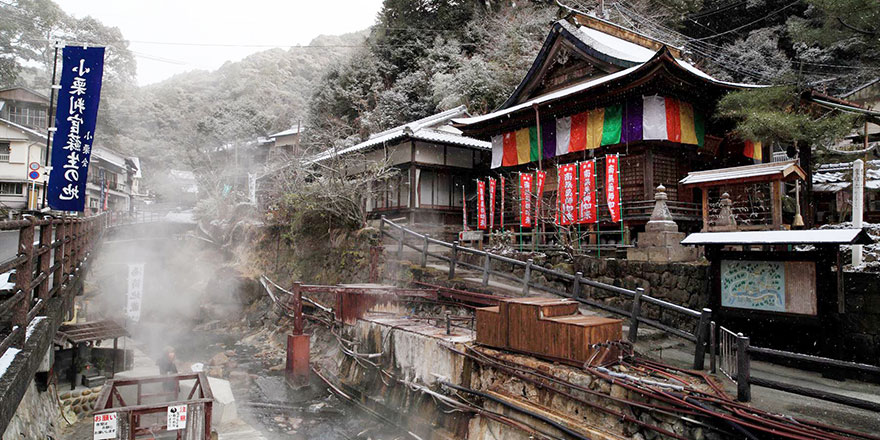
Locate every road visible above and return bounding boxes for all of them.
[0,230,18,263]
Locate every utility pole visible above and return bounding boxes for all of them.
[43,40,63,209]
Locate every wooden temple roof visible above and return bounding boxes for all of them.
[679,160,806,188]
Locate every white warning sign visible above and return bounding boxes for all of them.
[93,412,118,439]
[167,404,187,430]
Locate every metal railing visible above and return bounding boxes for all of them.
[379,216,713,370]
[0,214,105,358]
[712,325,880,411]
[105,210,165,227]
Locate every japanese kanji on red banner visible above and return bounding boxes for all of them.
[476,180,487,230]
[557,163,577,225]
[488,178,496,229]
[605,154,621,223]
[519,173,533,228]
[500,176,505,229]
[535,170,546,222]
[578,160,597,224]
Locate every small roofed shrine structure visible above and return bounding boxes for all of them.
[681,229,873,357]
[311,106,490,230]
[453,13,771,248]
[55,320,130,389]
[679,160,807,231]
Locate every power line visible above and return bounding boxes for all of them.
[689,1,799,41]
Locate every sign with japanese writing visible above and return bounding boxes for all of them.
[476,180,487,230]
[126,263,144,322]
[535,170,546,223]
[557,164,577,225]
[93,413,117,439]
[605,155,621,223]
[578,160,597,224]
[488,178,496,230]
[48,46,105,212]
[519,173,533,228]
[500,176,505,229]
[167,404,187,430]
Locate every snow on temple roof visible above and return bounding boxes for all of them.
[679,160,805,187]
[681,229,874,246]
[454,18,763,128]
[310,106,489,163]
[566,20,657,64]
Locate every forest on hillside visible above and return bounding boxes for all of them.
[1,0,878,200]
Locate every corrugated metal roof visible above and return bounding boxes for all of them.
[681,229,874,245]
[310,106,488,163]
[679,160,804,186]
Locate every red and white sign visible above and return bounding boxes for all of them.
[519,173,533,228]
[500,176,505,229]
[557,164,577,225]
[605,155,621,223]
[167,404,187,430]
[578,160,597,224]
[93,413,118,439]
[476,180,487,230]
[488,178,496,230]
[535,170,546,223]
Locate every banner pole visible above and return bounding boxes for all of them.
[619,153,624,246]
[596,158,601,259]
[42,41,61,209]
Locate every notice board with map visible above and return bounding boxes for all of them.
[720,259,817,315]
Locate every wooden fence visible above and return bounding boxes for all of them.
[716,326,880,412]
[379,216,713,370]
[0,214,105,357]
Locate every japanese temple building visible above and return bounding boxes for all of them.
[453,14,790,242]
[312,106,491,228]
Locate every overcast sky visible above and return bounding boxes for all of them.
[54,0,385,86]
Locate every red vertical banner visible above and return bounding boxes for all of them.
[488,178,496,230]
[535,170,546,223]
[500,176,505,229]
[605,154,621,223]
[519,173,533,228]
[578,160,597,223]
[476,180,487,230]
[462,185,468,231]
[557,163,577,225]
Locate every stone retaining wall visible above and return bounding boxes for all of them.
[842,272,880,363]
[1,382,64,440]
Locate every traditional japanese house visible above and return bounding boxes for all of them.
[813,159,880,224]
[453,14,775,245]
[312,106,491,230]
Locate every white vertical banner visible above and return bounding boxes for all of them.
[126,263,145,322]
[248,173,257,204]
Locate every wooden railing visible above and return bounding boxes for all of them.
[379,216,713,370]
[0,214,105,357]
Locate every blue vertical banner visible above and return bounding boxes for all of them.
[47,46,105,211]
